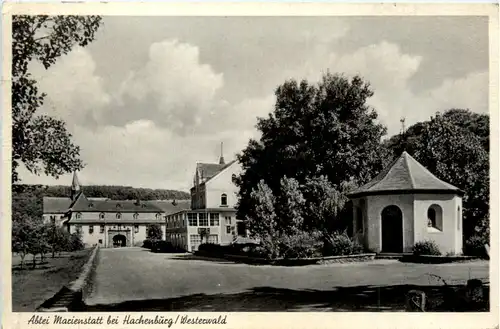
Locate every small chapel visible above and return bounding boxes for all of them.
[348,151,464,255]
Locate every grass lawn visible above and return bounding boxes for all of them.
[12,248,92,312]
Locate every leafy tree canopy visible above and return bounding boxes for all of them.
[234,73,389,226]
[12,15,102,183]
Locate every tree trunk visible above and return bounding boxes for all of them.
[19,253,25,269]
[32,254,37,269]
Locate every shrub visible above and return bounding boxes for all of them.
[413,240,441,256]
[280,231,323,259]
[324,231,363,256]
[198,243,226,255]
[68,233,84,252]
[151,240,185,253]
[142,239,154,249]
[464,235,488,258]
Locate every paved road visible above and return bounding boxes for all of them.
[85,247,489,311]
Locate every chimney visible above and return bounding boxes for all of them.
[219,142,225,165]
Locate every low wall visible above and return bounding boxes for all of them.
[401,254,480,264]
[36,246,100,312]
[194,251,376,266]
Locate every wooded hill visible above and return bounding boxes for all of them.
[13,184,190,201]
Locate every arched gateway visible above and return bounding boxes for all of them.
[113,234,127,247]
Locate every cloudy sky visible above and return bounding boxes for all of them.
[19,16,489,191]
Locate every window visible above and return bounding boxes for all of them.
[225,216,232,225]
[116,203,122,209]
[207,235,218,244]
[188,213,198,226]
[98,239,103,244]
[226,226,231,234]
[190,234,202,251]
[100,225,105,233]
[51,216,56,225]
[134,225,139,233]
[76,212,82,219]
[89,225,94,234]
[457,206,461,230]
[221,193,228,206]
[427,204,443,232]
[210,213,220,226]
[99,212,105,220]
[116,213,121,219]
[199,213,208,226]
[75,225,82,234]
[88,203,94,208]
[156,213,162,220]
[133,213,139,220]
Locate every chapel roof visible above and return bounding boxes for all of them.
[348,151,463,197]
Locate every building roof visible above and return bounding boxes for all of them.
[196,160,237,185]
[348,152,463,197]
[70,197,165,213]
[148,200,191,215]
[43,197,73,213]
[43,196,111,213]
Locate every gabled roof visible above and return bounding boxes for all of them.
[43,197,73,213]
[43,196,111,213]
[196,160,237,185]
[348,152,463,197]
[70,197,164,213]
[148,200,191,215]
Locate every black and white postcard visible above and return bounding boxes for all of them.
[2,3,498,329]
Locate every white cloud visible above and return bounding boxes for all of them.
[116,39,224,133]
[19,38,488,190]
[32,47,111,126]
[284,41,487,136]
[20,39,273,190]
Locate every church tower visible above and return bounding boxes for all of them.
[71,171,81,201]
[219,142,225,165]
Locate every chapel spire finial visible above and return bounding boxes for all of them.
[71,171,81,201]
[219,142,225,165]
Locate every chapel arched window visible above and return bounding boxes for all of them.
[427,204,443,232]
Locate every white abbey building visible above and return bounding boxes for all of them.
[42,173,188,248]
[165,153,247,252]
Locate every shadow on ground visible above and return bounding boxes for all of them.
[84,284,490,312]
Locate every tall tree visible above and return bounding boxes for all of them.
[234,73,388,228]
[12,15,102,183]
